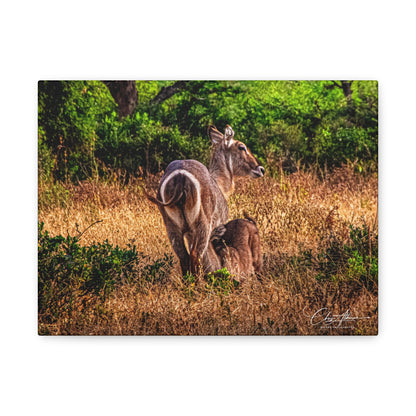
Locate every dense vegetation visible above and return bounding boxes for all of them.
[38,80,378,182]
[38,222,173,328]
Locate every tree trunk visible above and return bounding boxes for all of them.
[341,81,353,102]
[329,81,353,102]
[103,81,138,118]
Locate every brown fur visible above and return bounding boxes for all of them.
[211,215,263,281]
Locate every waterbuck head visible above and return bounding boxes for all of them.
[208,125,265,182]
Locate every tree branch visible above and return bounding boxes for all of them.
[76,220,103,240]
[149,81,189,106]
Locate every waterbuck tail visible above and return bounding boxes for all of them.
[243,212,257,225]
[144,183,184,207]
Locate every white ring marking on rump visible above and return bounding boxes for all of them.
[160,169,201,226]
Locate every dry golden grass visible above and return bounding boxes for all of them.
[38,165,378,335]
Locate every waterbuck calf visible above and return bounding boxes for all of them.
[146,125,264,275]
[210,215,263,280]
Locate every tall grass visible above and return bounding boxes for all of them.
[38,165,378,335]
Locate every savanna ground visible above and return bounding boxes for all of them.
[38,164,378,335]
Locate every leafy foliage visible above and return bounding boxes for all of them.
[38,80,378,182]
[38,81,115,181]
[206,268,239,296]
[291,223,378,292]
[180,267,239,299]
[94,111,207,176]
[38,222,173,328]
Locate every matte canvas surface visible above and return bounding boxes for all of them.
[38,81,378,335]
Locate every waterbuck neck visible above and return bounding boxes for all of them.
[208,148,234,198]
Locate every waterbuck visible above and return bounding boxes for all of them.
[210,215,263,281]
[146,125,264,275]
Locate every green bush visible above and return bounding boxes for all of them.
[38,80,378,181]
[38,81,116,181]
[180,267,239,300]
[141,253,174,284]
[314,124,377,167]
[146,80,377,171]
[206,268,239,296]
[286,223,378,293]
[94,111,208,175]
[38,222,173,325]
[295,223,378,291]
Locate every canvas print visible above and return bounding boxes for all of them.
[38,81,378,335]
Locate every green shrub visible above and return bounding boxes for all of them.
[313,224,378,291]
[38,222,173,325]
[38,80,378,181]
[313,124,377,168]
[95,111,208,175]
[206,268,239,296]
[141,253,174,284]
[38,81,116,181]
[288,223,378,292]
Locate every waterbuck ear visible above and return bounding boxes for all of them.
[224,125,234,146]
[208,125,224,145]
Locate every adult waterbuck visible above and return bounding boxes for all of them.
[146,125,264,275]
[210,215,263,281]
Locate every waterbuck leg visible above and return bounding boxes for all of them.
[168,229,190,275]
[159,211,190,275]
[204,244,222,273]
[188,220,222,274]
